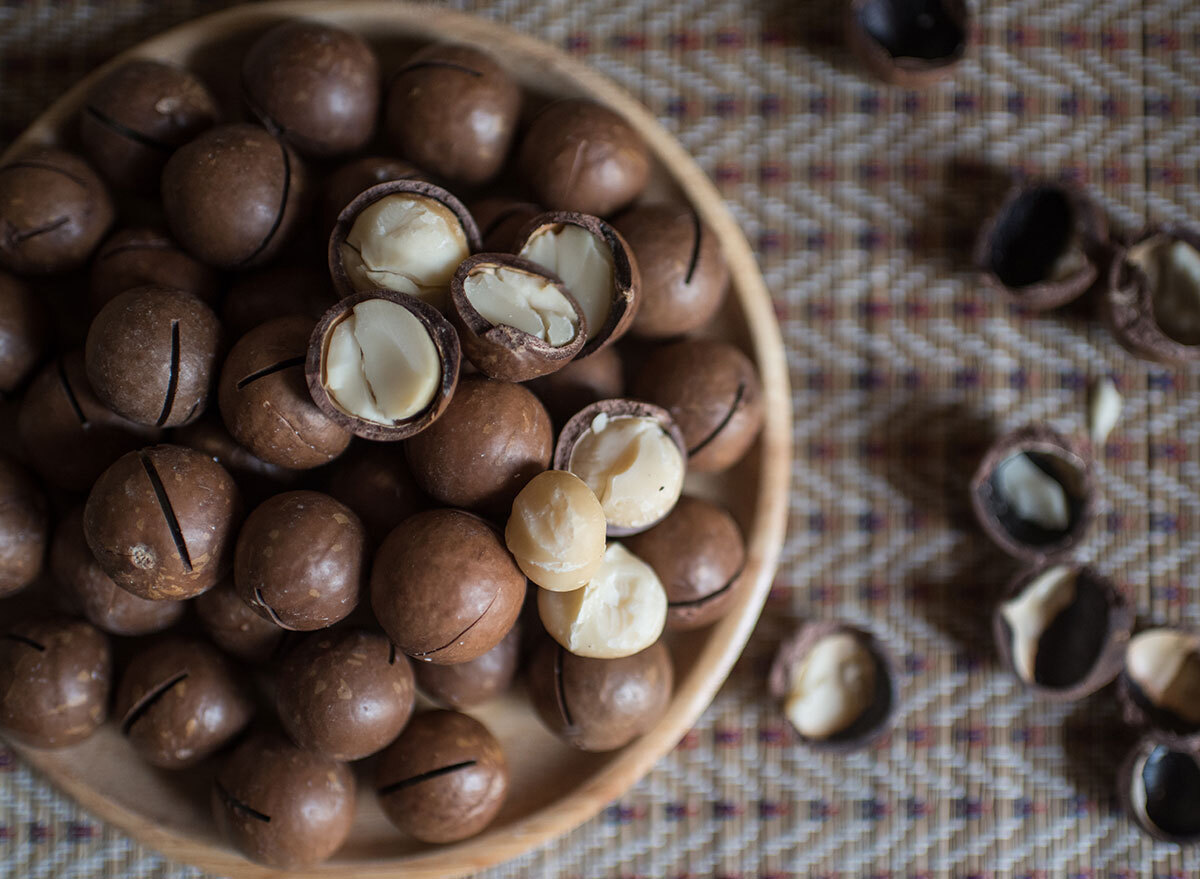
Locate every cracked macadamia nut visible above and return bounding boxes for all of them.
[80,59,218,193]
[995,564,1132,700]
[847,0,969,87]
[90,227,221,313]
[0,147,114,275]
[376,710,508,844]
[242,21,380,158]
[235,491,365,631]
[538,542,667,659]
[527,344,624,425]
[218,316,351,469]
[276,628,415,761]
[1120,735,1200,844]
[115,637,254,769]
[371,509,525,664]
[84,444,241,600]
[0,617,111,748]
[0,270,47,393]
[1106,228,1200,365]
[213,732,356,869]
[528,638,672,752]
[0,454,48,599]
[505,470,606,592]
[385,44,520,185]
[330,181,480,309]
[555,400,686,536]
[518,99,650,217]
[321,156,425,234]
[1121,628,1200,737]
[414,622,521,710]
[85,286,222,428]
[306,290,460,440]
[195,578,283,663]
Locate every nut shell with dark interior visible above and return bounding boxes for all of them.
[993,564,1133,701]
[847,0,969,87]
[0,270,48,393]
[527,344,624,426]
[115,637,254,769]
[517,99,650,217]
[79,59,218,193]
[969,425,1096,562]
[469,197,542,252]
[221,259,337,338]
[370,509,525,665]
[84,444,241,600]
[1104,227,1200,365]
[194,578,283,663]
[1118,627,1200,742]
[305,289,461,441]
[1118,734,1200,844]
[0,453,49,599]
[320,156,425,235]
[0,617,111,748]
[375,709,508,843]
[323,440,428,544]
[414,621,521,710]
[0,147,115,275]
[89,227,222,313]
[527,638,673,752]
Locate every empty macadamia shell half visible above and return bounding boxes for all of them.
[847,0,969,87]
[515,212,639,358]
[505,469,607,593]
[538,542,667,659]
[449,253,586,382]
[768,622,897,752]
[329,180,481,310]
[975,181,1108,311]
[306,290,461,441]
[1105,227,1200,365]
[993,564,1133,701]
[969,425,1096,562]
[1118,734,1200,845]
[553,399,686,537]
[1119,628,1200,742]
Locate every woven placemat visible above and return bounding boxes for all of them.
[3,0,1200,876]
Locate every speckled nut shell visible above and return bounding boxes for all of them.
[171,416,299,505]
[0,270,48,393]
[114,637,254,769]
[469,197,542,252]
[1117,733,1200,845]
[84,444,241,600]
[449,253,586,382]
[0,147,115,275]
[993,564,1133,701]
[974,181,1107,311]
[323,440,428,544]
[969,425,1097,562]
[79,59,218,193]
[768,622,898,753]
[517,99,650,217]
[1118,627,1200,744]
[218,315,352,469]
[320,156,425,235]
[527,344,624,426]
[528,638,673,752]
[305,289,461,441]
[89,227,222,313]
[847,0,969,87]
[242,21,380,158]
[0,617,111,748]
[194,578,283,663]
[375,709,508,843]
[414,621,521,710]
[213,732,356,869]
[515,211,640,358]
[0,453,48,599]
[631,338,764,473]
[162,123,308,270]
[371,509,525,665]
[221,260,337,338]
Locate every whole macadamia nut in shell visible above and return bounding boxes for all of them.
[0,270,48,393]
[0,453,49,599]
[89,227,221,313]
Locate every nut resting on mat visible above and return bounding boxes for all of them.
[846,0,969,87]
[1104,227,1200,365]
[1119,628,1200,739]
[1119,734,1200,844]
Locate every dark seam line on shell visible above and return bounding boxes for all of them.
[120,671,188,734]
[387,642,397,665]
[214,781,271,823]
[140,452,193,573]
[479,205,526,240]
[83,105,175,153]
[253,587,288,629]
[667,566,744,608]
[1,633,45,651]
[0,161,90,188]
[95,239,176,260]
[411,591,500,657]
[687,382,746,457]
[396,60,483,78]
[377,761,477,796]
[11,216,69,244]
[553,644,574,727]
[237,136,291,268]
[56,357,87,427]
[156,320,181,427]
[684,207,703,285]
[235,356,305,390]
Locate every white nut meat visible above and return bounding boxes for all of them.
[519,224,614,342]
[995,452,1070,531]
[505,470,607,592]
[322,298,440,424]
[1130,236,1200,346]
[341,194,470,308]
[1126,629,1200,725]
[464,266,579,346]
[538,542,666,659]
[785,632,877,740]
[568,413,685,531]
[1088,377,1123,446]
[1000,565,1078,683]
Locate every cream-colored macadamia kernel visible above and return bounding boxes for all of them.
[538,542,666,659]
[1000,565,1077,683]
[785,633,877,740]
[568,413,684,530]
[464,266,579,346]
[1089,377,1123,445]
[1130,236,1200,346]
[505,470,606,592]
[322,298,440,424]
[519,224,614,341]
[1127,629,1200,725]
[995,452,1070,531]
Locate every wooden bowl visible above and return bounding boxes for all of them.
[0,3,792,877]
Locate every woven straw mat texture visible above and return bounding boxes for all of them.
[2,0,1200,876]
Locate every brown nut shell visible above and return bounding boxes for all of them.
[305,289,461,441]
[1117,733,1200,844]
[846,0,969,87]
[969,425,1097,562]
[0,269,48,393]
[194,578,284,663]
[171,416,299,505]
[414,621,521,710]
[0,453,49,599]
[527,344,624,426]
[375,709,508,843]
[90,227,222,313]
[323,440,428,544]
[469,197,542,252]
[1118,627,1200,744]
[768,621,898,753]
[320,156,425,235]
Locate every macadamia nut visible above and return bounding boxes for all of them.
[994,452,1070,532]
[1130,236,1200,346]
[1127,630,1200,725]
[785,632,877,740]
[519,223,614,344]
[1000,565,1077,683]
[1089,377,1123,445]
[505,470,606,592]
[464,266,579,345]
